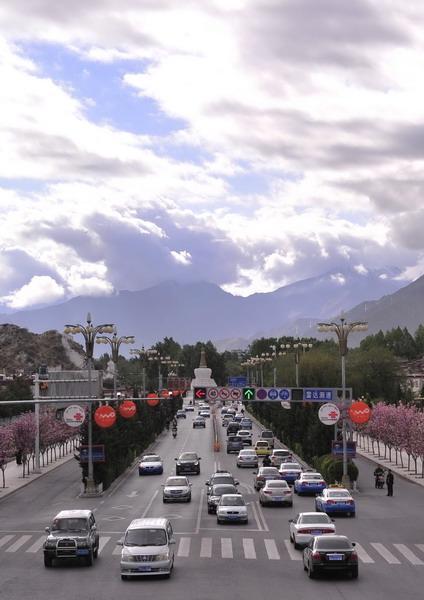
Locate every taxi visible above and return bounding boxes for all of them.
[315,487,356,517]
[254,440,271,456]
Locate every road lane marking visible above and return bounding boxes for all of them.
[370,543,401,564]
[177,537,191,557]
[0,535,14,548]
[250,501,263,532]
[264,538,280,560]
[26,536,45,553]
[284,539,302,561]
[221,538,233,559]
[98,536,111,555]
[354,543,374,563]
[195,489,205,534]
[243,538,256,559]
[200,537,212,558]
[415,544,424,557]
[141,489,159,518]
[393,544,424,565]
[6,535,31,552]
[255,500,270,532]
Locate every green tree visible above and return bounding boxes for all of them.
[0,379,33,419]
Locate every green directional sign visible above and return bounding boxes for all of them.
[242,387,256,401]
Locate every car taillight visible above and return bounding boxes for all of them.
[263,491,272,495]
[258,476,264,480]
[283,491,291,495]
[326,500,336,505]
[322,529,334,533]
[298,529,312,534]
[311,551,321,560]
[348,552,358,562]
[346,500,354,504]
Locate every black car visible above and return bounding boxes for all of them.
[193,417,206,428]
[226,435,244,454]
[207,484,238,513]
[175,452,201,475]
[227,422,241,436]
[176,410,186,419]
[205,471,239,494]
[303,535,358,579]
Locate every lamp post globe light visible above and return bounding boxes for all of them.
[317,318,368,488]
[147,350,172,391]
[96,327,135,398]
[64,313,115,497]
[130,347,158,396]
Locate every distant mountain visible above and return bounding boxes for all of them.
[0,268,407,351]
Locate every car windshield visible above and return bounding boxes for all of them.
[142,455,160,462]
[240,451,255,456]
[125,528,167,547]
[274,450,289,456]
[256,442,268,447]
[166,477,187,486]
[261,468,279,474]
[238,430,249,435]
[300,514,331,524]
[266,481,288,489]
[262,432,273,437]
[316,538,352,550]
[180,453,198,460]
[328,491,351,498]
[212,485,237,495]
[220,496,244,506]
[52,518,88,532]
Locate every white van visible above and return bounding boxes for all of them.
[119,518,175,579]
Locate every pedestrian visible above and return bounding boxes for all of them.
[386,470,394,496]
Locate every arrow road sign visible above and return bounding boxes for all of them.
[194,387,207,400]
[242,387,255,400]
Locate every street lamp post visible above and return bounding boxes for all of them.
[317,318,368,487]
[96,328,135,397]
[147,350,172,391]
[64,313,114,497]
[130,347,157,396]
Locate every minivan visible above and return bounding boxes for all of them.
[119,518,175,579]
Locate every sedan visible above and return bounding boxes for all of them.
[199,410,211,418]
[138,454,163,476]
[303,535,358,579]
[237,429,253,446]
[176,410,186,419]
[175,452,201,475]
[193,417,206,429]
[289,512,336,549]
[206,472,239,494]
[240,418,252,430]
[253,467,282,491]
[236,449,258,468]
[315,488,356,517]
[279,462,303,484]
[184,405,194,412]
[259,480,293,506]
[216,494,248,525]
[294,472,327,496]
[162,476,192,503]
[270,449,293,467]
[207,484,238,513]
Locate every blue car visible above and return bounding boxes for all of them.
[294,472,327,495]
[315,488,356,517]
[138,454,163,475]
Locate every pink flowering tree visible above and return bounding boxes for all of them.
[11,412,35,477]
[0,425,16,487]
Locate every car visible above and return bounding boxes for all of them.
[279,462,303,484]
[237,429,253,445]
[222,414,233,427]
[240,418,252,429]
[294,472,327,495]
[227,421,241,436]
[206,471,239,494]
[303,535,358,579]
[226,408,236,417]
[233,414,243,423]
[184,405,194,412]
[176,410,186,419]
[216,494,248,524]
[119,518,176,579]
[254,440,271,456]
[199,410,211,418]
[138,454,163,475]
[221,407,229,415]
[198,404,208,414]
[315,488,356,517]
[162,476,192,502]
[259,479,293,506]
[207,483,238,513]
[270,448,293,467]
[175,452,201,475]
[227,435,244,454]
[43,509,99,568]
[289,512,336,550]
[193,416,206,428]
[236,449,259,468]
[253,466,282,490]
[260,430,275,449]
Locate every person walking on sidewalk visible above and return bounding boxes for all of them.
[386,470,394,496]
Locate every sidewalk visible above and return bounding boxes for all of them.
[0,449,76,502]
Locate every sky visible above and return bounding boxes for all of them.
[1,0,424,312]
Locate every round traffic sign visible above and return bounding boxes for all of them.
[207,388,219,400]
[63,404,85,427]
[230,388,241,400]
[279,388,290,400]
[268,388,279,400]
[318,403,340,426]
[219,387,230,400]
[349,401,371,424]
[256,388,267,400]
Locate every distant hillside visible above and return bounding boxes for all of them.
[0,324,84,373]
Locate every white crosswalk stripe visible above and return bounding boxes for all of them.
[221,537,233,559]
[0,535,15,549]
[354,543,374,564]
[264,538,280,560]
[177,537,191,557]
[200,537,212,558]
[243,538,256,559]
[26,536,45,553]
[6,535,31,553]
[284,539,302,561]
[98,536,111,555]
[112,543,122,555]
[370,543,401,564]
[393,544,424,565]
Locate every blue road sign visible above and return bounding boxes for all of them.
[228,376,248,387]
[268,388,279,400]
[79,445,105,463]
[332,441,356,458]
[279,388,290,400]
[304,389,334,402]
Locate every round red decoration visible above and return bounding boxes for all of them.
[147,393,160,407]
[119,400,136,419]
[349,401,371,424]
[94,405,116,428]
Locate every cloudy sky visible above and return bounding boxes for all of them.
[1,0,424,311]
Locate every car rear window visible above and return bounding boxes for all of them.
[228,436,242,442]
[212,485,237,495]
[261,467,279,474]
[142,455,160,462]
[316,538,352,550]
[266,481,289,489]
[301,514,331,524]
[281,463,301,470]
[303,473,322,480]
[256,441,269,447]
[328,491,351,498]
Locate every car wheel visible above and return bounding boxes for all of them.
[243,519,248,524]
[351,567,359,579]
[93,545,98,559]
[86,549,94,567]
[217,518,221,525]
[187,495,191,503]
[163,498,168,503]
[350,512,356,518]
[43,555,53,568]
[259,500,264,506]
[121,575,128,581]
[289,533,294,543]
[308,563,315,579]
[287,502,293,507]
[294,541,301,551]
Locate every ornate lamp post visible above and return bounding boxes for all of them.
[130,347,157,396]
[96,327,135,397]
[317,318,368,487]
[64,313,114,496]
[281,340,314,386]
[147,350,172,391]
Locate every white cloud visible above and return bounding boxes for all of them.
[170,250,192,265]
[1,276,65,309]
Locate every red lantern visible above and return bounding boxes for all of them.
[349,401,371,424]
[172,390,180,397]
[147,393,160,407]
[94,405,116,428]
[119,400,136,419]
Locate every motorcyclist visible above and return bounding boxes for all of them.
[374,465,384,488]
[172,416,178,429]
[262,455,271,467]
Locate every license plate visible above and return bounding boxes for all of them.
[328,554,343,561]
[137,566,151,572]
[76,549,89,555]
[273,496,283,501]
[311,530,322,535]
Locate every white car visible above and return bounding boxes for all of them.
[237,429,253,445]
[236,449,258,468]
[259,480,293,506]
[216,494,248,524]
[289,511,336,549]
[138,454,163,475]
[270,449,292,467]
[184,405,194,412]
[199,410,211,418]
[162,476,192,503]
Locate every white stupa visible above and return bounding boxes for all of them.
[190,348,217,389]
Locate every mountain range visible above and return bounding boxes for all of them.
[1,267,419,352]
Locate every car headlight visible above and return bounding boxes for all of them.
[44,540,56,548]
[77,540,89,548]
[155,553,170,561]
[122,551,136,561]
[193,461,199,466]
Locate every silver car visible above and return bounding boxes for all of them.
[289,511,336,549]
[259,480,293,506]
[162,476,192,503]
[216,494,248,524]
[270,449,292,467]
[236,449,258,468]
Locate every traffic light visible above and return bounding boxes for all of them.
[193,387,207,401]
[291,388,304,402]
[242,387,255,401]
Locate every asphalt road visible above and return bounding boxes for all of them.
[1,405,424,600]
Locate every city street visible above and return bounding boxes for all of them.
[1,407,424,600]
